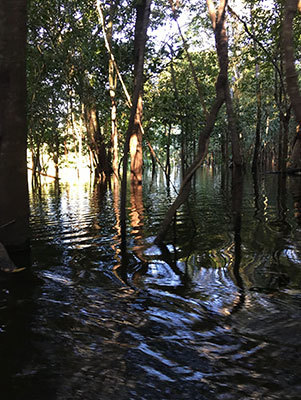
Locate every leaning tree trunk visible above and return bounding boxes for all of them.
[0,0,29,250]
[155,0,239,243]
[282,0,301,169]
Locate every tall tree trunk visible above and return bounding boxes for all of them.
[165,124,171,180]
[212,0,242,167]
[120,0,152,245]
[154,0,238,243]
[110,69,119,175]
[54,130,60,180]
[130,1,150,186]
[107,2,119,176]
[0,0,29,250]
[252,65,262,174]
[282,0,301,168]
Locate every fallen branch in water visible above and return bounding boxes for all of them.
[28,168,60,180]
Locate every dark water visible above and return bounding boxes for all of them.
[1,169,301,400]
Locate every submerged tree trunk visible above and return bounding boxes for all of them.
[130,95,143,185]
[0,0,29,250]
[129,0,151,186]
[110,63,119,176]
[155,0,240,243]
[120,0,152,244]
[282,0,301,168]
[165,124,171,180]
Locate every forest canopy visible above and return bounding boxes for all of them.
[26,0,301,182]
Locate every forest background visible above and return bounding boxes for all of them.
[0,0,300,253]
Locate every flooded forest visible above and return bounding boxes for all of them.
[0,0,301,399]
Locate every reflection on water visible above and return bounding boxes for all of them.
[1,168,301,399]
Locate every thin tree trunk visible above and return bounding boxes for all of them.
[252,64,262,174]
[165,124,171,179]
[106,2,119,176]
[168,0,209,119]
[54,130,60,180]
[155,93,225,243]
[155,0,238,243]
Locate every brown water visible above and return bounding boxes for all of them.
[1,168,301,399]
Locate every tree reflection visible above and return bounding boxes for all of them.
[289,176,301,224]
[230,167,245,313]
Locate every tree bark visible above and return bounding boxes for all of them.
[155,0,239,243]
[0,0,29,250]
[82,80,111,181]
[106,2,119,176]
[282,0,301,168]
[212,0,242,167]
[130,94,143,185]
[252,65,262,174]
[283,0,301,124]
[129,1,151,186]
[165,124,171,179]
[120,0,152,244]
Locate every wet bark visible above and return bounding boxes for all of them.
[130,95,143,185]
[0,0,29,250]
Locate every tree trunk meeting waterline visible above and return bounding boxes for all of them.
[0,1,301,398]
[1,0,300,253]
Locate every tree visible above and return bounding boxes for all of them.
[0,0,29,250]
[120,0,152,243]
[154,0,241,243]
[283,0,301,169]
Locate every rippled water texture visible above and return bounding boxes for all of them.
[1,169,301,399]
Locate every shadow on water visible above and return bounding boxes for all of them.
[1,169,301,399]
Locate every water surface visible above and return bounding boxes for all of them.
[1,169,301,399]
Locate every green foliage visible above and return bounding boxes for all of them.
[26,0,301,172]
